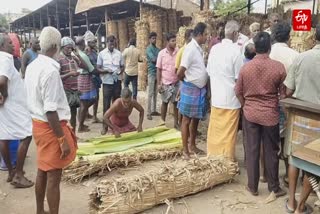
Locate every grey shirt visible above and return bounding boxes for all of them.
[284,44,320,104]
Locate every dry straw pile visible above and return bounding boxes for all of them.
[107,20,118,39]
[63,146,182,183]
[89,157,239,214]
[290,28,316,53]
[135,20,149,91]
[142,7,164,48]
[127,18,136,40]
[168,9,178,34]
[176,26,189,48]
[118,19,129,51]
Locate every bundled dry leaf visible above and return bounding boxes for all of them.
[118,19,129,52]
[89,157,239,214]
[63,147,182,183]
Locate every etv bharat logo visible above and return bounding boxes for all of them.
[292,10,311,31]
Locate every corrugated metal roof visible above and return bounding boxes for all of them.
[76,0,133,14]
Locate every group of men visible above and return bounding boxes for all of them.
[206,13,320,213]
[0,11,320,214]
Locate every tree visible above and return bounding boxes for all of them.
[0,14,9,30]
[213,0,252,16]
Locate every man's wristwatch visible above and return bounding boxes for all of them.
[57,136,66,145]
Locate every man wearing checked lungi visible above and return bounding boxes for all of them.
[177,22,209,160]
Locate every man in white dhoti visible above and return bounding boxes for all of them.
[0,33,33,188]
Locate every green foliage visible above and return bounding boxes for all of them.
[0,14,9,30]
[213,0,252,16]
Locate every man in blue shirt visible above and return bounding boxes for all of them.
[146,32,160,120]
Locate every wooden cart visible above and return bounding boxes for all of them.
[281,98,320,177]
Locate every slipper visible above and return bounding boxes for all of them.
[11,176,34,188]
[299,204,313,214]
[285,198,295,213]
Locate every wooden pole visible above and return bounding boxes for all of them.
[40,10,43,29]
[204,0,209,10]
[247,0,251,14]
[47,5,51,26]
[68,0,74,38]
[200,0,204,11]
[32,15,36,37]
[85,12,90,31]
[265,0,267,14]
[105,8,108,37]
[312,0,316,14]
[56,1,60,30]
[139,0,143,19]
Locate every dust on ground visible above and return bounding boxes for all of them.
[1,91,319,214]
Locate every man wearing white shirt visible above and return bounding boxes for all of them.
[269,22,299,187]
[206,20,244,161]
[97,35,124,135]
[0,33,33,188]
[25,27,77,214]
[177,22,208,160]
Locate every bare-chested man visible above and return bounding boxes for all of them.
[104,87,144,137]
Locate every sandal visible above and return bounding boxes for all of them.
[11,176,34,188]
[285,198,295,213]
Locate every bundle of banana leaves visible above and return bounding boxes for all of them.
[63,127,183,182]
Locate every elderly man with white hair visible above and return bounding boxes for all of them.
[0,33,33,188]
[25,27,77,214]
[206,20,243,161]
[241,22,261,57]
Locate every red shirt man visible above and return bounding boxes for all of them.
[235,32,286,197]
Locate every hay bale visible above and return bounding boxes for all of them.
[63,146,182,183]
[128,18,136,40]
[290,28,316,53]
[107,20,118,38]
[149,10,163,49]
[162,11,169,46]
[135,20,149,91]
[168,9,178,34]
[89,157,239,214]
[138,62,148,91]
[176,26,189,48]
[118,19,129,52]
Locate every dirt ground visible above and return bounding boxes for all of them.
[1,91,319,214]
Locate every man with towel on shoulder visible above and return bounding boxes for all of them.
[25,27,77,214]
[85,31,102,123]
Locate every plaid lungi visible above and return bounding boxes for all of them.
[177,81,207,119]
